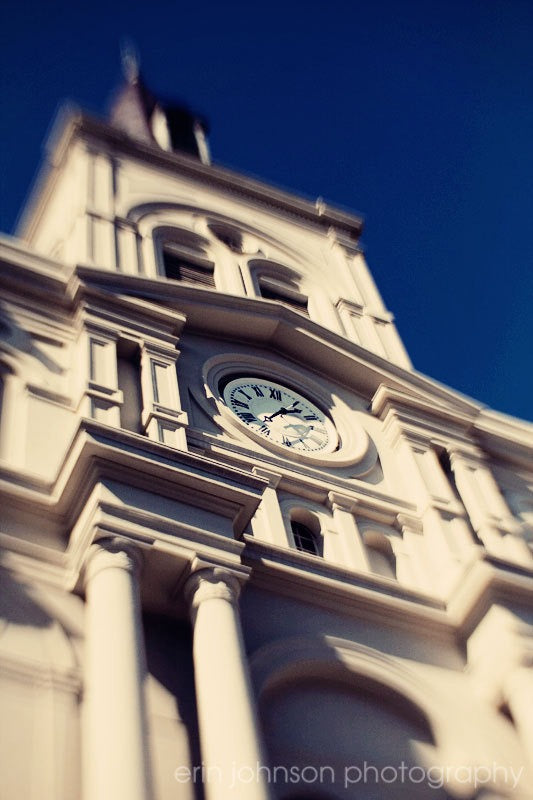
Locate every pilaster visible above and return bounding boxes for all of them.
[80,323,121,426]
[140,341,188,449]
[449,446,531,566]
[251,467,287,545]
[327,492,369,570]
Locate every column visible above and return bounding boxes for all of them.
[83,540,151,800]
[185,568,271,800]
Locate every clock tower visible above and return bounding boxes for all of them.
[1,71,532,800]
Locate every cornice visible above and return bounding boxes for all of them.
[371,384,480,429]
[72,281,188,340]
[19,111,364,242]
[2,245,530,465]
[474,409,533,470]
[188,429,415,522]
[0,419,268,546]
[446,556,533,637]
[72,267,488,416]
[242,537,533,643]
[0,235,72,301]
[242,536,454,639]
[372,385,533,469]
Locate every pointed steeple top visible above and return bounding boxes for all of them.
[109,49,210,163]
[120,39,140,85]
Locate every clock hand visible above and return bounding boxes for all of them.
[264,406,303,422]
[285,402,302,414]
[263,407,286,422]
[264,402,302,422]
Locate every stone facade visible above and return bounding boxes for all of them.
[0,82,532,800]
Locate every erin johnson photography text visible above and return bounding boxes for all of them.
[174,761,525,791]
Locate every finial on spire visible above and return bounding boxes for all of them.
[120,38,140,84]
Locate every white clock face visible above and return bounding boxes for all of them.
[223,377,338,454]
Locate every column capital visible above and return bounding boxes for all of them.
[84,538,143,587]
[184,567,242,620]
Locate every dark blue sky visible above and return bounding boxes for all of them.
[1,0,532,420]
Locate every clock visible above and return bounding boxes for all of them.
[222,377,338,454]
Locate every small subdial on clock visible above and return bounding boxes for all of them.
[222,378,337,454]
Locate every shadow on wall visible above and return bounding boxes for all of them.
[0,305,64,376]
[261,675,452,800]
[0,565,56,628]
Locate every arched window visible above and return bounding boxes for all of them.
[291,520,319,555]
[249,260,309,316]
[162,244,215,286]
[290,512,323,557]
[259,276,309,316]
[154,227,215,287]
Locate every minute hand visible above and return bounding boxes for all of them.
[264,403,301,422]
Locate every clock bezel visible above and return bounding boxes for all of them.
[222,376,339,455]
[202,354,371,468]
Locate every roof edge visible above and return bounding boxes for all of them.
[18,110,364,243]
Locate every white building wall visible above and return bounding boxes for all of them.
[1,108,532,800]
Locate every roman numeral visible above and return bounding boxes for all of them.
[251,385,264,397]
[238,412,256,423]
[239,389,252,401]
[269,388,282,400]
[232,399,249,409]
[304,414,318,421]
[259,424,270,435]
[282,436,292,447]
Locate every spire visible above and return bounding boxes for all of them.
[120,39,140,85]
[109,47,210,163]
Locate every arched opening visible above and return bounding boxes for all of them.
[363,531,396,579]
[154,226,215,287]
[249,260,309,316]
[261,677,446,800]
[290,510,323,557]
[291,520,320,556]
